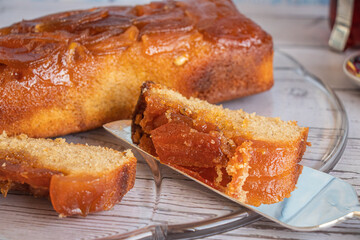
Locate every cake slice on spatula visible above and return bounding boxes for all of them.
[131,81,309,206]
[104,81,360,231]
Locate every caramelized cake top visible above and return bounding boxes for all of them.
[0,0,271,63]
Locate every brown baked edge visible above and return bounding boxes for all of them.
[0,155,137,216]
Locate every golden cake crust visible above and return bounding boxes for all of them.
[0,0,273,138]
[131,82,309,206]
[0,133,137,216]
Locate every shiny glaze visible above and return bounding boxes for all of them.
[0,0,271,78]
[0,150,137,216]
[147,119,302,206]
[50,164,136,216]
[0,0,272,136]
[0,0,271,58]
[0,151,61,192]
[151,121,227,167]
[171,164,232,191]
[242,164,302,206]
[138,95,232,168]
[233,136,304,177]
[135,92,302,206]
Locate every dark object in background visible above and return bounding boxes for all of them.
[329,0,360,51]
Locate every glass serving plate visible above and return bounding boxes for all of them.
[0,51,348,240]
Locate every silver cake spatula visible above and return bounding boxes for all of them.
[103,120,360,231]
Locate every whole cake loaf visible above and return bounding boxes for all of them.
[132,82,309,206]
[0,0,273,138]
[0,132,137,216]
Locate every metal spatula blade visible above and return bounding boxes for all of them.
[103,120,360,231]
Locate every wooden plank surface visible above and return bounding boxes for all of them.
[0,0,359,239]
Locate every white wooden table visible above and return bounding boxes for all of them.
[0,1,359,239]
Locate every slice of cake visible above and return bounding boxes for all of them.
[132,82,309,206]
[0,0,273,138]
[0,132,137,216]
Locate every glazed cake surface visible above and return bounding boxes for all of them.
[132,82,309,206]
[0,132,137,216]
[0,0,273,137]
